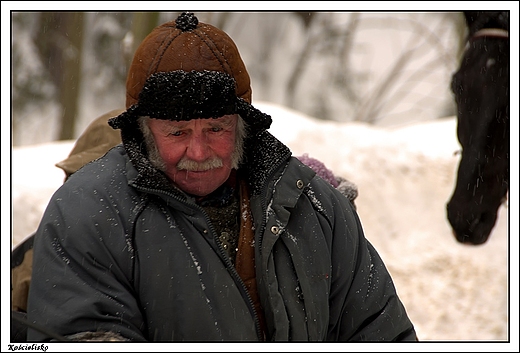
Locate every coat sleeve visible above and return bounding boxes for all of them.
[326,189,417,341]
[26,180,147,342]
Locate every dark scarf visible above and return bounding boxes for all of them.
[197,170,240,263]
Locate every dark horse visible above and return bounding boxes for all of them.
[447,11,509,245]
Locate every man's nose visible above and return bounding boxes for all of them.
[186,132,210,161]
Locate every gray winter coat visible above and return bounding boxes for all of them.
[26,130,416,342]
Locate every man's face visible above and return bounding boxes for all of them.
[147,114,239,197]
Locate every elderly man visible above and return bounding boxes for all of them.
[26,12,417,342]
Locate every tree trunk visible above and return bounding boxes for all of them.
[57,12,84,140]
[127,12,161,66]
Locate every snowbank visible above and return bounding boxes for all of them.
[10,102,510,341]
[12,140,75,246]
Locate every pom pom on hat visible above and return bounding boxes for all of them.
[175,12,198,31]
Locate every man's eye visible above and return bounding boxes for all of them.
[211,127,222,132]
[169,131,183,136]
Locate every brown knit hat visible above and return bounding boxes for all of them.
[109,12,271,132]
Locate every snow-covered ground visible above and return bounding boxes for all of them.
[9,102,513,343]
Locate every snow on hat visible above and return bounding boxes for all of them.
[109,12,271,132]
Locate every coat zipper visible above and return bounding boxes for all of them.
[135,185,264,341]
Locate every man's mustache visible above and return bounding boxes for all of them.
[176,157,223,171]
